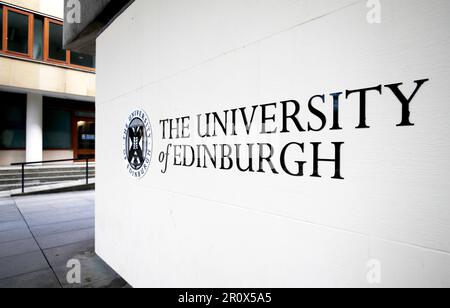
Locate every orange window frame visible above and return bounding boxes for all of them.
[44,18,69,65]
[68,51,96,72]
[2,6,34,58]
[43,18,94,72]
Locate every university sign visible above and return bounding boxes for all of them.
[127,79,429,180]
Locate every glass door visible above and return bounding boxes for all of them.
[73,117,95,160]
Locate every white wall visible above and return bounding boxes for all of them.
[0,151,25,166]
[43,150,73,162]
[96,0,450,287]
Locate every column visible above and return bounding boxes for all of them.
[26,93,43,163]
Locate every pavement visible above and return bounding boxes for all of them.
[0,191,129,288]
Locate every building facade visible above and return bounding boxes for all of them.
[0,0,95,166]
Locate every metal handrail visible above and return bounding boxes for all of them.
[11,158,95,194]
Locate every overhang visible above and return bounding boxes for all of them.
[63,0,134,55]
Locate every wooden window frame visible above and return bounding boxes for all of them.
[44,18,69,65]
[0,4,95,72]
[68,51,96,72]
[2,6,33,58]
[44,18,95,72]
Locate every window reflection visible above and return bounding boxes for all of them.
[7,10,29,54]
[71,51,95,69]
[48,22,66,62]
[77,120,95,150]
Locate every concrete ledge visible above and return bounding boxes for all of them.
[0,179,96,198]
[64,0,134,54]
[12,184,95,197]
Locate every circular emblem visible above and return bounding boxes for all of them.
[123,109,153,179]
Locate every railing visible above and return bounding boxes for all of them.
[11,158,94,194]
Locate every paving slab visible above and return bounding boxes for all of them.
[0,200,14,207]
[16,193,94,205]
[0,238,41,259]
[0,269,60,288]
[0,220,28,232]
[0,251,49,280]
[21,207,94,223]
[36,228,95,250]
[30,218,95,238]
[43,240,126,288]
[0,209,23,223]
[18,201,93,215]
[0,228,33,244]
[0,207,21,219]
[44,240,96,266]
[24,210,94,227]
[0,203,16,210]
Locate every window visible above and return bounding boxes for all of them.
[43,108,72,149]
[0,92,26,149]
[33,16,43,60]
[46,20,66,62]
[6,8,32,56]
[77,120,95,150]
[70,51,95,69]
[0,4,95,71]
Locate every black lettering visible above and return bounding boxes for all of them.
[308,95,327,132]
[281,100,305,133]
[258,143,279,174]
[280,142,306,176]
[346,85,382,129]
[330,92,343,130]
[311,142,344,180]
[385,79,429,127]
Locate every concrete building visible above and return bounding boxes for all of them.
[0,0,95,166]
[66,0,450,288]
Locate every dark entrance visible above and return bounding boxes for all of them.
[73,117,95,159]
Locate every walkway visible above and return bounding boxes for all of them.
[0,191,128,288]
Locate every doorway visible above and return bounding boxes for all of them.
[73,117,95,159]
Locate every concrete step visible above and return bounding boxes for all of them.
[0,164,96,192]
[0,174,96,186]
[0,176,95,191]
[0,166,95,176]
[8,179,96,197]
[0,179,96,198]
[0,170,96,180]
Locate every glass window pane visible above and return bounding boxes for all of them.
[77,120,95,150]
[48,22,66,61]
[7,10,29,54]
[33,16,43,60]
[0,7,3,51]
[43,109,72,149]
[0,92,26,149]
[75,111,95,118]
[70,51,95,68]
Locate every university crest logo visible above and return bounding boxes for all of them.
[123,109,153,179]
